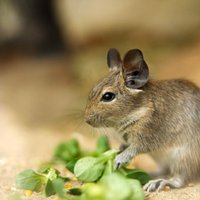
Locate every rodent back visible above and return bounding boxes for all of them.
[141,79,200,145]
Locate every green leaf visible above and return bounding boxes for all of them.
[54,139,80,163]
[66,158,79,173]
[125,169,151,185]
[58,175,70,182]
[74,157,105,182]
[81,173,145,200]
[38,167,59,175]
[15,169,44,191]
[45,178,75,198]
[52,178,66,198]
[82,183,105,200]
[74,149,117,182]
[128,179,144,200]
[101,173,133,200]
[39,167,69,181]
[101,149,118,159]
[95,135,110,155]
[45,179,55,197]
[47,168,60,181]
[68,188,82,196]
[102,159,113,176]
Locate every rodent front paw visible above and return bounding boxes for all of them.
[114,153,129,170]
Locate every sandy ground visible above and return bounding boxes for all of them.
[1,41,200,200]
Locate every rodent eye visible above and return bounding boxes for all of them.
[101,92,116,102]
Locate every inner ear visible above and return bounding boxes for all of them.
[122,49,149,89]
[107,48,122,71]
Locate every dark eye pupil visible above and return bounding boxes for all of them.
[101,92,115,102]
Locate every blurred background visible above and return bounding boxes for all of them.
[1,0,200,197]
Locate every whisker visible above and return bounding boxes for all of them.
[62,109,84,119]
[48,108,85,132]
[81,120,95,137]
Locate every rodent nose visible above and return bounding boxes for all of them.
[84,114,93,125]
[85,117,92,125]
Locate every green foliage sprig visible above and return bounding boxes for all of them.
[15,136,151,200]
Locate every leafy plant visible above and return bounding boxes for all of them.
[81,173,144,200]
[66,158,79,173]
[74,150,117,182]
[95,135,110,155]
[16,169,45,191]
[124,169,151,185]
[15,167,68,197]
[53,139,81,163]
[15,136,150,200]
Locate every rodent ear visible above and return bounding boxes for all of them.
[122,49,149,89]
[107,48,122,71]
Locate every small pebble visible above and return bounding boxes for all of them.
[11,187,17,191]
[0,158,7,166]
[24,190,33,196]
[164,186,171,191]
[188,183,194,187]
[144,191,154,199]
[64,182,72,189]
[71,176,77,181]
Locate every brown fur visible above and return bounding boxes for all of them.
[84,49,200,190]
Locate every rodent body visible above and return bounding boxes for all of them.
[122,79,200,181]
[84,48,200,191]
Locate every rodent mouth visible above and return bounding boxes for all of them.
[85,115,112,128]
[84,114,100,127]
[85,120,103,128]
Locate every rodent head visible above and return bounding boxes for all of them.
[85,48,149,128]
